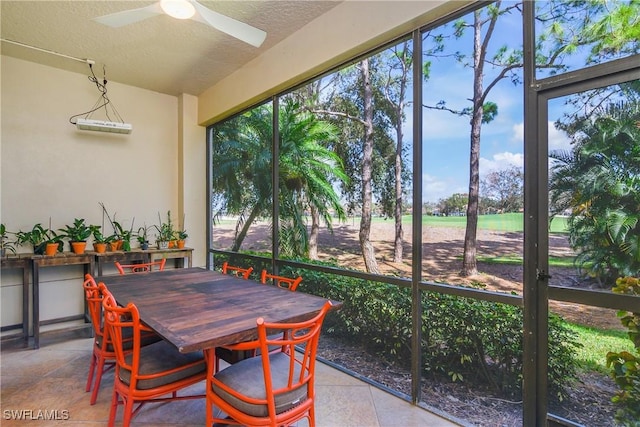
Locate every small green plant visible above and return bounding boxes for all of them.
[607,276,640,425]
[90,225,108,244]
[16,223,58,254]
[154,211,174,246]
[137,225,151,249]
[112,220,135,251]
[0,223,17,256]
[59,218,92,242]
[137,225,150,244]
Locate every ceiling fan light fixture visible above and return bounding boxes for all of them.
[160,0,195,20]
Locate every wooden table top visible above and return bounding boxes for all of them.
[96,267,340,353]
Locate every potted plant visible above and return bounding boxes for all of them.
[91,225,109,254]
[100,203,128,250]
[0,223,17,257]
[154,211,174,249]
[137,225,151,250]
[175,229,188,249]
[59,218,92,254]
[119,223,135,252]
[44,230,64,256]
[15,223,60,255]
[174,214,187,249]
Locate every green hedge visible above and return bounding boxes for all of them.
[282,263,580,400]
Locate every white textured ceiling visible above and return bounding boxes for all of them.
[1,0,341,96]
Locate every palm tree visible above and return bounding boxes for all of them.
[278,99,348,257]
[550,100,640,283]
[212,100,348,257]
[212,105,273,252]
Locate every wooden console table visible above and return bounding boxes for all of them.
[94,247,193,276]
[2,247,193,349]
[0,255,31,345]
[148,247,193,268]
[31,252,95,349]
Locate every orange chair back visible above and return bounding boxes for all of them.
[101,284,205,426]
[207,301,333,426]
[101,286,153,385]
[260,269,302,291]
[83,274,107,346]
[222,262,253,279]
[115,258,166,275]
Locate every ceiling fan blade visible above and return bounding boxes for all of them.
[190,0,266,48]
[93,2,164,28]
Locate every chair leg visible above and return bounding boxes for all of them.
[206,398,212,427]
[108,389,119,427]
[309,406,316,427]
[85,353,97,392]
[90,355,106,405]
[122,396,135,427]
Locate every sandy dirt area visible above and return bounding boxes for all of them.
[215,219,622,330]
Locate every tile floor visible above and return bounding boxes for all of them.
[0,329,461,426]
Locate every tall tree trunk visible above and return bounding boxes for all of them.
[461,10,484,277]
[308,204,320,260]
[393,118,404,263]
[231,204,262,252]
[360,58,380,274]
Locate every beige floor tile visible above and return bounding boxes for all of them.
[1,331,461,427]
[314,385,380,427]
[370,386,459,427]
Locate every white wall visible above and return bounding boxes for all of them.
[0,56,206,332]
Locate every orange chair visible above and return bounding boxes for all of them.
[83,274,160,405]
[206,301,334,427]
[260,269,303,291]
[215,268,300,370]
[115,258,166,275]
[101,284,206,427]
[221,262,253,279]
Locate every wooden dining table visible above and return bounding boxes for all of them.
[95,267,340,353]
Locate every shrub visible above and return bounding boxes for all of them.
[607,276,640,426]
[293,262,580,400]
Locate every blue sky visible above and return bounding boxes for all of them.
[405,6,574,203]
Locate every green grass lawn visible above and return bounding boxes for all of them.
[415,212,568,233]
[476,255,577,267]
[566,322,635,373]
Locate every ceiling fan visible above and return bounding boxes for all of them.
[93,0,266,48]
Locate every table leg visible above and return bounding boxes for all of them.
[32,261,40,349]
[22,261,29,346]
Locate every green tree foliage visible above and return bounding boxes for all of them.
[437,193,468,216]
[607,276,640,426]
[211,99,348,256]
[480,166,524,213]
[550,100,640,283]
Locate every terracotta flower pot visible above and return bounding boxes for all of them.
[93,242,107,254]
[177,240,185,249]
[45,242,59,256]
[71,241,87,254]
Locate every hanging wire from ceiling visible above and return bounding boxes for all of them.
[68,63,126,125]
[1,37,130,132]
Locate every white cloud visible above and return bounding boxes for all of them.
[422,174,467,203]
[511,122,524,144]
[548,121,572,152]
[510,121,571,152]
[480,152,524,177]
